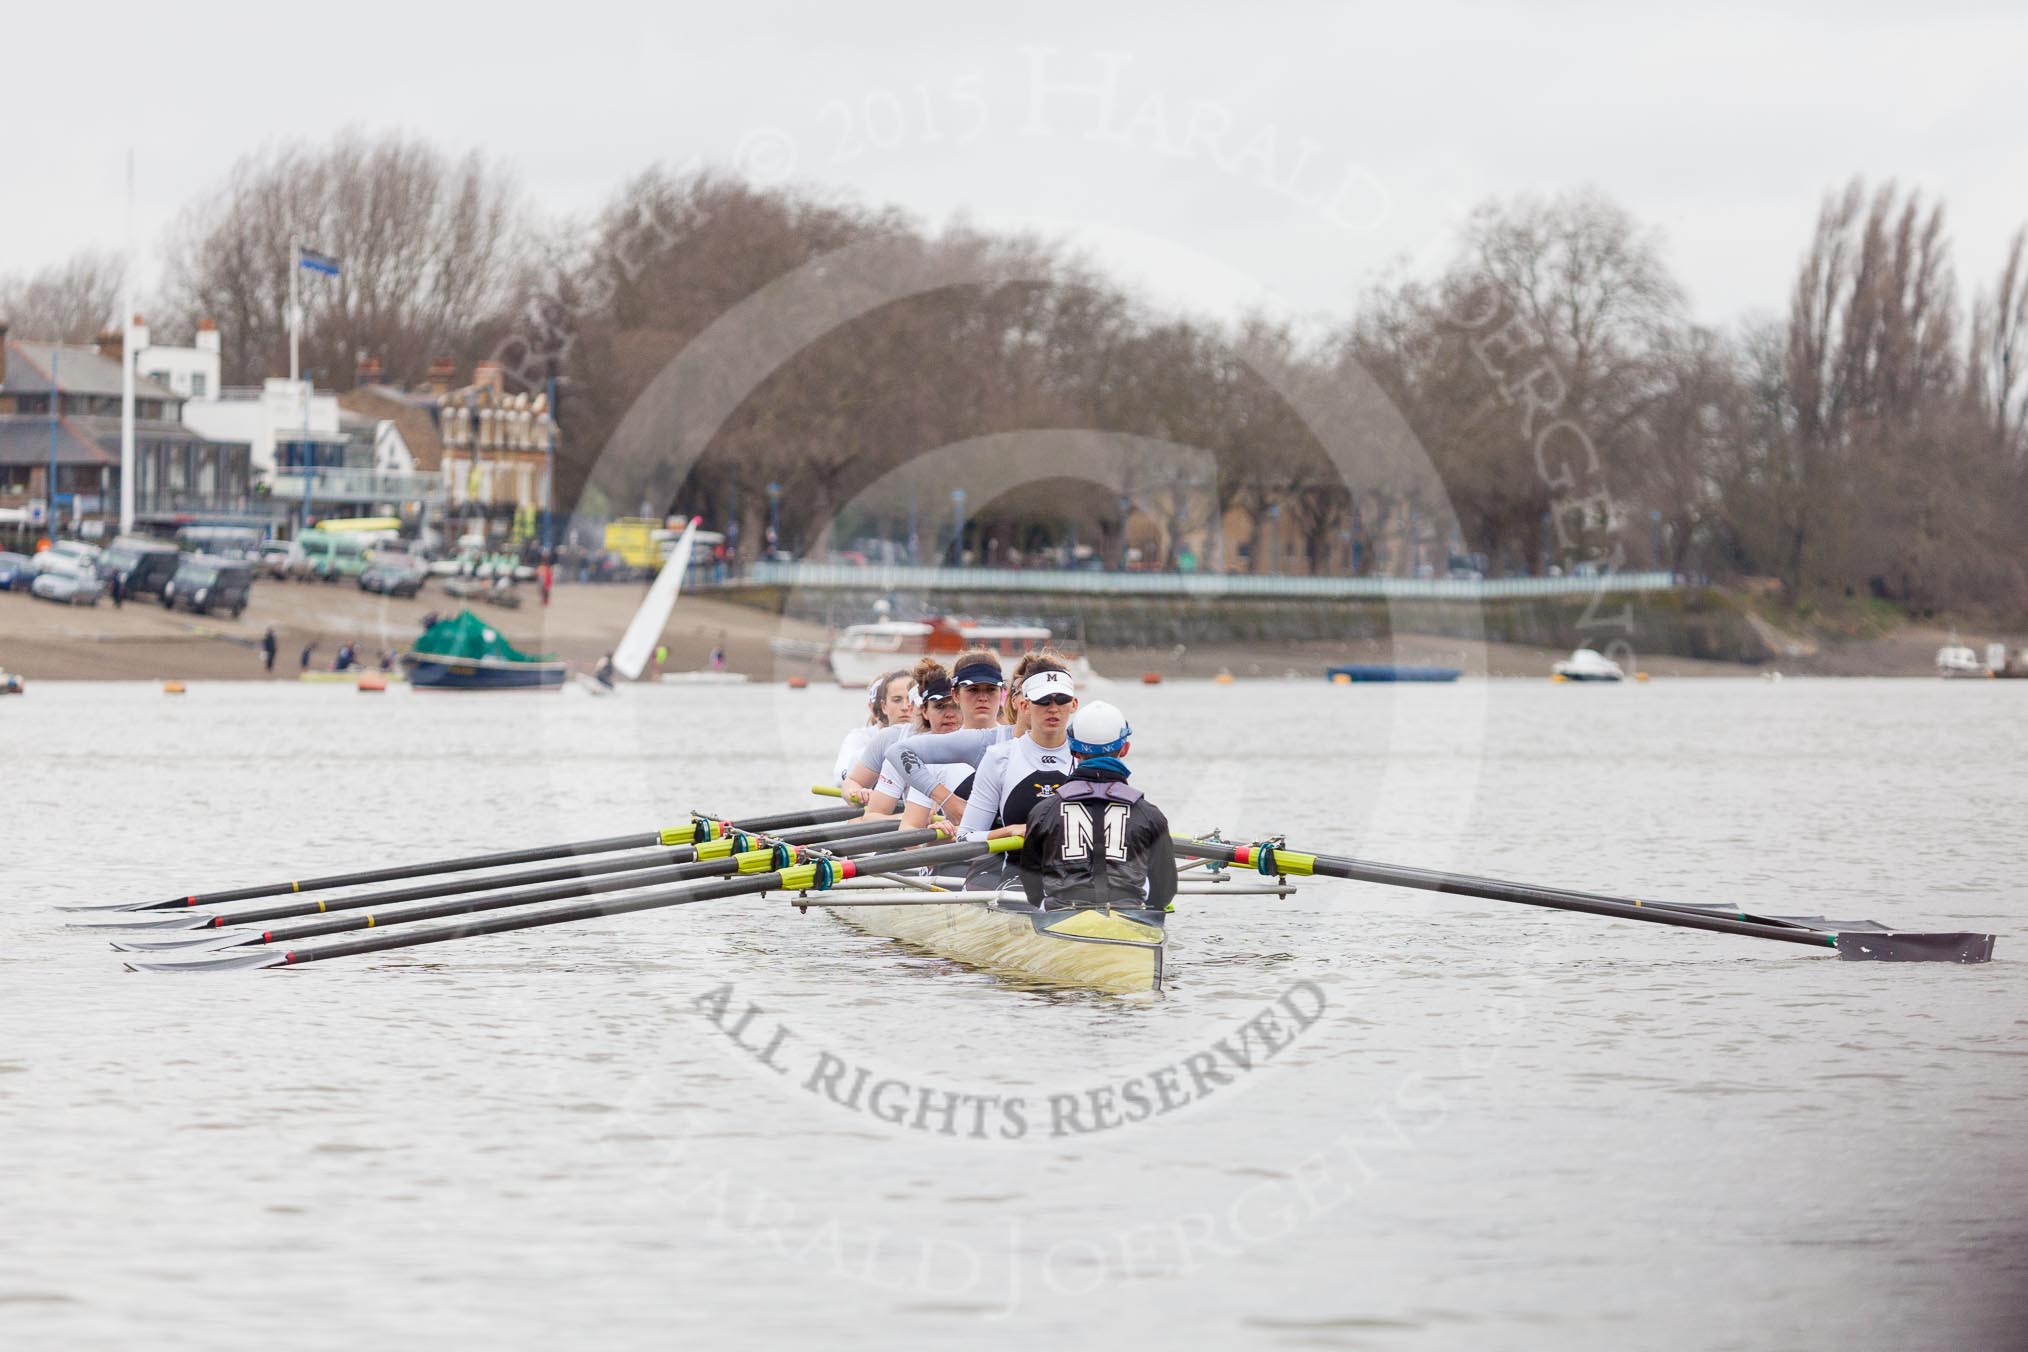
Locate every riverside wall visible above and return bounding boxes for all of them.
[702,584,1775,664]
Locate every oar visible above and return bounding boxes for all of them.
[127,836,1019,973]
[1178,839,1997,964]
[77,817,905,934]
[113,826,951,954]
[62,804,863,913]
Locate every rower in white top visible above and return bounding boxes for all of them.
[957,661,1079,843]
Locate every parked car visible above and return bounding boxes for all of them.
[359,555,427,598]
[255,540,300,580]
[96,537,183,596]
[31,569,105,606]
[161,555,255,618]
[296,530,371,582]
[0,551,37,591]
[33,539,103,576]
[174,525,261,559]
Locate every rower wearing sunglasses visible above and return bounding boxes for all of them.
[956,662,1080,843]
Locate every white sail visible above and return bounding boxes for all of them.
[612,521,697,680]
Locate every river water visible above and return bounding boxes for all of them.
[1,677,2022,1350]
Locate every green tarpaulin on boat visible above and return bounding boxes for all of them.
[411,611,554,663]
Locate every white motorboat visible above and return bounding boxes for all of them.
[1936,644,1989,678]
[1552,648,1625,682]
[827,615,1054,687]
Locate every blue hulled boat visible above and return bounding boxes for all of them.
[1326,664,1462,683]
[403,611,567,692]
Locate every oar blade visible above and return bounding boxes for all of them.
[66,912,219,933]
[108,931,258,954]
[1834,931,1997,964]
[57,897,191,914]
[122,948,291,974]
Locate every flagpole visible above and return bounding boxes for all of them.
[119,149,136,535]
[288,234,300,384]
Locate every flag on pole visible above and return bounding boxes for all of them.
[298,248,342,277]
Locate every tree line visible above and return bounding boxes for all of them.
[8,132,2024,613]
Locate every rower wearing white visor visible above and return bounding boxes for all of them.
[956,662,1079,843]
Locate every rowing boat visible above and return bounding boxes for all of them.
[84,803,1999,984]
[814,884,1169,992]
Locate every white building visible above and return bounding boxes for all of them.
[134,319,437,529]
[133,316,222,400]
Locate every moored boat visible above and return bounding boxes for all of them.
[829,616,1053,687]
[403,610,567,692]
[1553,648,1624,682]
[1936,642,1990,678]
[1327,663,1461,683]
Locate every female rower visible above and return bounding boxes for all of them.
[863,657,972,829]
[861,645,1073,817]
[859,647,1006,821]
[956,660,1079,843]
[834,668,912,784]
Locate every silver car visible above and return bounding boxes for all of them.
[31,568,106,606]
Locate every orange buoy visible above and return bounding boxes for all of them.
[163,680,187,694]
[787,676,809,689]
[1214,671,1235,685]
[1331,672,1351,685]
[1141,672,1163,685]
[357,673,388,692]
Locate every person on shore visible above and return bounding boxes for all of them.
[299,642,316,671]
[710,633,727,671]
[109,569,125,609]
[1018,701,1175,914]
[539,558,554,607]
[261,628,277,673]
[593,653,617,688]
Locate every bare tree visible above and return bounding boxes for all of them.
[0,248,126,341]
[160,132,524,386]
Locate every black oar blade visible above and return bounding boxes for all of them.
[1834,931,1997,963]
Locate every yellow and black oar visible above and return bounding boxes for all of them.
[125,836,1020,974]
[92,817,906,940]
[114,825,949,958]
[61,804,863,914]
[1178,839,1996,963]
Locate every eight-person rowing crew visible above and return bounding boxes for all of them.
[830,649,1175,913]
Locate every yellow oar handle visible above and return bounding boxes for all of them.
[988,834,1024,853]
[810,784,843,798]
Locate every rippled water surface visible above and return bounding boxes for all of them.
[3,677,2024,1350]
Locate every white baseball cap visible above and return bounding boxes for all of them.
[1068,701,1131,755]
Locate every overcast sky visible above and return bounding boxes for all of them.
[6,1,2023,335]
